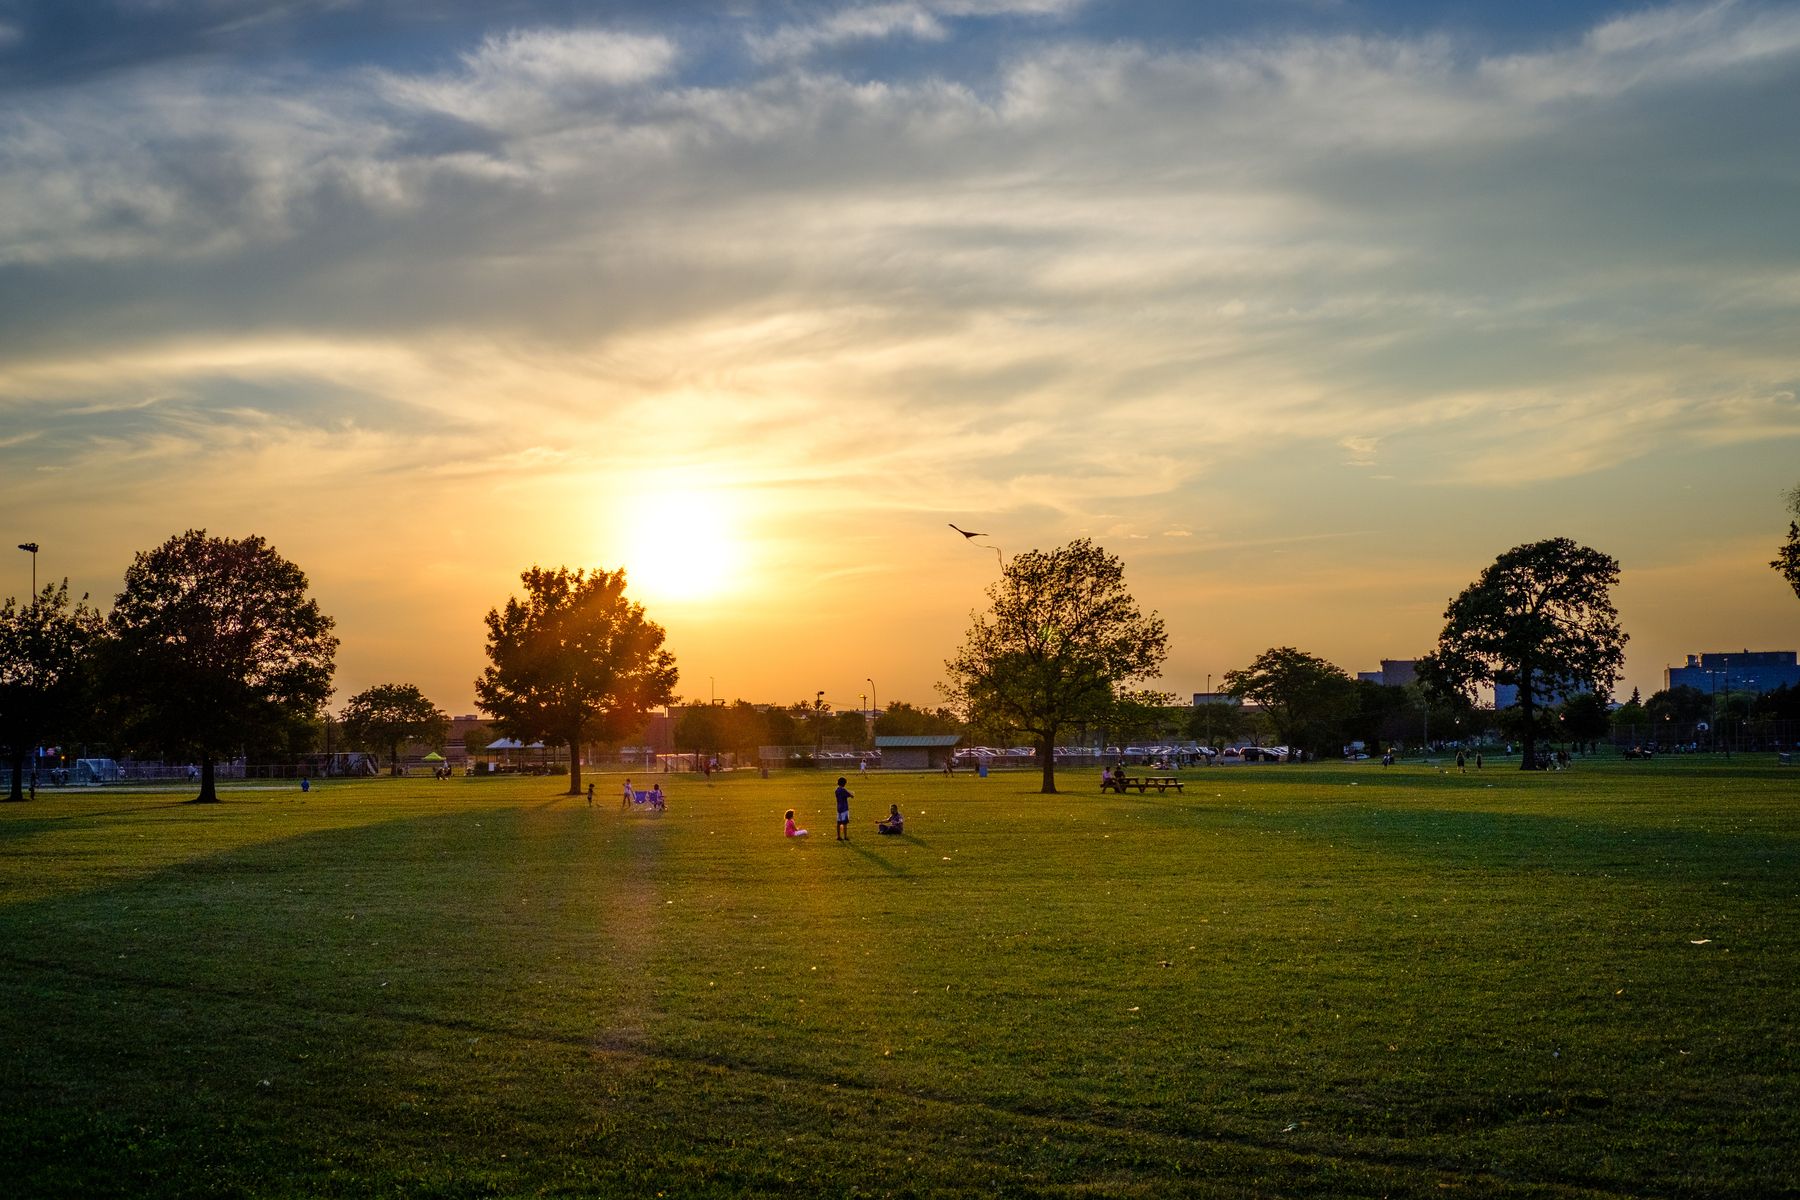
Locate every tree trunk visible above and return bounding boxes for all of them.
[566,732,583,796]
[195,754,220,803]
[5,748,25,802]
[1517,688,1537,772]
[1037,735,1057,794]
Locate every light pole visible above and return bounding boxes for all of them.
[1204,673,1212,757]
[17,543,37,601]
[867,677,877,721]
[815,690,826,758]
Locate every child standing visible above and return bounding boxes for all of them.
[835,777,853,840]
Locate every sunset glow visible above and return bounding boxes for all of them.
[613,489,750,607]
[3,1,1798,711]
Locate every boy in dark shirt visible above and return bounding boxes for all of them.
[835,777,852,840]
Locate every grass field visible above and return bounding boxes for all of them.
[2,759,1795,1198]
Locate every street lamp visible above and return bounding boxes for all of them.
[867,677,877,721]
[17,542,37,599]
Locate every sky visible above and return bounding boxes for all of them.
[3,0,1797,717]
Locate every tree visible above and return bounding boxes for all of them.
[673,704,726,758]
[942,539,1166,793]
[1221,648,1355,756]
[1772,484,1800,601]
[340,683,450,773]
[873,701,963,739]
[1185,696,1250,750]
[106,531,338,803]
[476,566,678,796]
[1430,538,1626,771]
[1645,685,1709,727]
[0,581,104,801]
[1610,689,1648,742]
[1557,691,1611,753]
[1107,689,1181,749]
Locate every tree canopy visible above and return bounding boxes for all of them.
[1,581,103,801]
[475,566,678,795]
[873,701,963,739]
[105,530,338,802]
[1557,691,1612,751]
[340,683,450,772]
[1429,537,1625,770]
[1645,684,1710,727]
[1221,647,1354,756]
[942,539,1166,793]
[1772,484,1800,602]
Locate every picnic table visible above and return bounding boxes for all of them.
[1101,775,1184,794]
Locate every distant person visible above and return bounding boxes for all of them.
[622,778,634,808]
[859,759,867,775]
[650,783,665,810]
[586,781,595,806]
[835,777,853,840]
[1475,752,1483,769]
[785,809,808,838]
[877,804,903,835]
[300,777,310,793]
[1456,750,1466,774]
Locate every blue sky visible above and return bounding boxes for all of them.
[3,0,1797,712]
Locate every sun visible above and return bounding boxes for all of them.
[614,488,747,605]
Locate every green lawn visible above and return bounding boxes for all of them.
[2,759,1795,1197]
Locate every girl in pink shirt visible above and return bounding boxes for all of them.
[785,809,808,838]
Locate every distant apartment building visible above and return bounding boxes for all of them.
[1665,651,1800,695]
[1354,659,1419,688]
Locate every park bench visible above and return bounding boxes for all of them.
[1101,775,1184,794]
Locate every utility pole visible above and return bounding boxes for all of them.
[17,542,38,602]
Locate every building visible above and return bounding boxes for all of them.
[1354,659,1420,688]
[1191,692,1240,706]
[1493,677,1592,709]
[1665,651,1800,695]
[874,735,960,770]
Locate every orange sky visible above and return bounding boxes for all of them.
[5,2,1799,715]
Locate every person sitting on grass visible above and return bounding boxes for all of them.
[785,810,808,838]
[877,804,903,835]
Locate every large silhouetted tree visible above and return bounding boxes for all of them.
[942,539,1166,794]
[1,582,103,801]
[1430,538,1625,771]
[341,683,450,774]
[476,566,678,796]
[107,531,338,802]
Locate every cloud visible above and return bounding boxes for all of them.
[747,0,1084,62]
[380,27,678,130]
[3,0,1798,531]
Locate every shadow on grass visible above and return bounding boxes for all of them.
[0,802,684,1193]
[843,839,908,875]
[1122,791,1799,887]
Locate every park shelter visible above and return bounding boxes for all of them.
[875,735,961,771]
[485,738,549,769]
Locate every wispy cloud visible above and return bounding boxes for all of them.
[748,1,1085,62]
